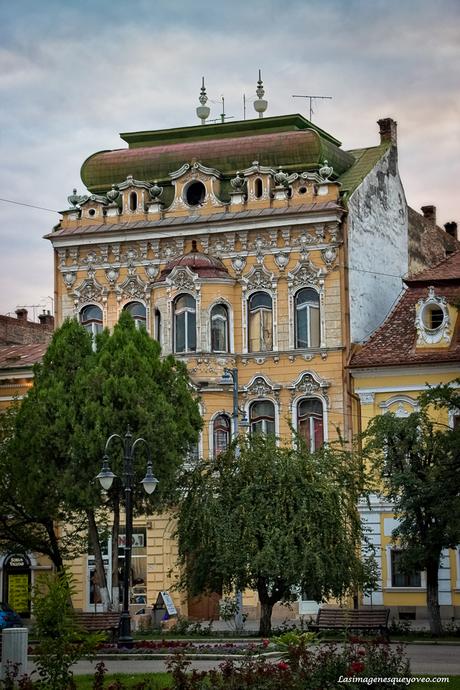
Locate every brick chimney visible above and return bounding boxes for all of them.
[15,308,28,322]
[38,310,55,328]
[421,205,436,226]
[444,221,458,240]
[377,118,397,146]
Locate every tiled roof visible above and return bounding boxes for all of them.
[407,206,460,275]
[405,248,460,284]
[338,143,391,196]
[46,201,342,240]
[350,252,460,369]
[0,344,46,370]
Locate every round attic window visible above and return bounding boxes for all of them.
[88,209,96,217]
[185,181,206,207]
[421,303,445,332]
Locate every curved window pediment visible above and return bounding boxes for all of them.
[295,288,320,348]
[248,291,272,352]
[174,294,196,353]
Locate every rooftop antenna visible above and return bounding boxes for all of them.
[254,70,268,118]
[196,77,210,125]
[208,96,235,124]
[291,94,332,121]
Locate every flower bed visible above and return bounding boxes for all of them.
[98,639,275,656]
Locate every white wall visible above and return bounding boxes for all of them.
[348,147,408,343]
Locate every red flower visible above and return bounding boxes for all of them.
[350,661,365,674]
[277,661,289,671]
[357,648,366,656]
[262,639,270,648]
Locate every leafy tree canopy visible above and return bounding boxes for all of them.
[175,434,374,635]
[363,402,460,635]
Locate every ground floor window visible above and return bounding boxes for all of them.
[390,550,421,587]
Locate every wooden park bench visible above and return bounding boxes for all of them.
[73,612,121,641]
[315,607,390,639]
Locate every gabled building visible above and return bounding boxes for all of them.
[350,250,460,621]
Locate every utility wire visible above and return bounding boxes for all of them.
[0,197,59,213]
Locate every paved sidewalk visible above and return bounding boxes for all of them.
[26,644,460,677]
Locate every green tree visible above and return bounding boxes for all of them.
[0,313,202,610]
[0,319,93,570]
[363,401,460,636]
[174,434,373,636]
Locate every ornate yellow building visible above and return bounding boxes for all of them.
[2,99,456,620]
[350,250,460,622]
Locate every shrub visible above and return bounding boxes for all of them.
[32,570,102,690]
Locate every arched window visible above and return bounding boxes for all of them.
[129,192,138,211]
[297,398,324,452]
[80,304,103,338]
[248,291,272,352]
[250,400,275,436]
[254,178,263,199]
[123,301,146,329]
[213,414,231,458]
[295,288,320,348]
[174,294,196,353]
[211,304,229,353]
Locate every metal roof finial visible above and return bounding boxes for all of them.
[254,69,268,118]
[196,77,210,125]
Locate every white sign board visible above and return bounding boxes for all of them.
[158,591,177,616]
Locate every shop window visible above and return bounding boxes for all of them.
[211,304,229,353]
[295,288,320,348]
[174,294,196,353]
[391,550,421,587]
[213,414,231,458]
[123,301,146,329]
[248,291,272,352]
[250,400,275,436]
[297,398,324,452]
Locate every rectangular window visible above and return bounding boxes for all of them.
[391,550,421,587]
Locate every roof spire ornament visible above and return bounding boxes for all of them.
[253,69,268,118]
[196,77,210,125]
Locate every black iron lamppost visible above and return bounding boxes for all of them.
[96,426,158,648]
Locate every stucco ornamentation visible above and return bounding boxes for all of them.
[274,252,290,271]
[287,255,323,288]
[243,374,281,401]
[116,269,148,302]
[415,286,451,344]
[231,255,247,274]
[73,272,107,306]
[242,263,276,292]
[166,266,200,293]
[105,267,119,286]
[63,271,76,289]
[288,371,330,404]
[321,246,337,269]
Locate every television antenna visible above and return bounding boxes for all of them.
[208,96,235,124]
[292,94,332,121]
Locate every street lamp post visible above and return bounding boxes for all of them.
[96,426,158,648]
[221,367,248,632]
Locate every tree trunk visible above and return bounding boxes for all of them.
[87,509,112,611]
[426,557,442,636]
[259,598,274,637]
[111,496,120,609]
[44,518,64,572]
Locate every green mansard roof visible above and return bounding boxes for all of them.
[80,113,390,197]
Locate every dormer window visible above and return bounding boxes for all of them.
[129,192,138,211]
[254,178,263,199]
[415,286,451,345]
[421,303,444,331]
[185,181,206,207]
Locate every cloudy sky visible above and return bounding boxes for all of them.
[1,0,459,318]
